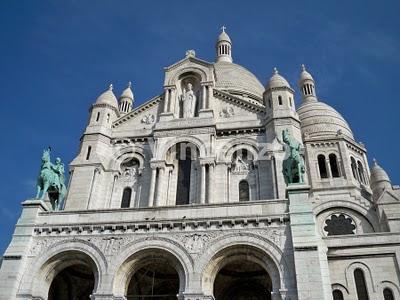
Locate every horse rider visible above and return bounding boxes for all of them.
[51,157,65,191]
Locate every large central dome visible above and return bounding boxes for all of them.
[213,61,264,101]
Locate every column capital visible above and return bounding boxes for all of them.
[163,85,176,90]
[150,160,166,169]
[200,81,214,86]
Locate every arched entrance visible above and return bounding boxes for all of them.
[48,264,95,300]
[42,251,98,300]
[203,245,278,300]
[120,249,185,299]
[214,259,271,300]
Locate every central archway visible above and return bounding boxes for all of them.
[213,259,271,300]
[202,244,280,300]
[116,248,186,300]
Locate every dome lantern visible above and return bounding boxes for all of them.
[298,64,317,103]
[216,26,233,63]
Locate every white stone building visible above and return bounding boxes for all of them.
[1,28,399,300]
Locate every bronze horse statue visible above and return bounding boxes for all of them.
[36,148,66,210]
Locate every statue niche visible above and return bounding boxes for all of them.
[179,75,200,118]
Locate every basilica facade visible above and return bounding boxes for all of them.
[1,29,400,300]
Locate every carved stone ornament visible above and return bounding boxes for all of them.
[231,155,251,174]
[141,114,155,124]
[323,213,356,236]
[219,107,235,118]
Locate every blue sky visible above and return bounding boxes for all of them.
[0,0,399,253]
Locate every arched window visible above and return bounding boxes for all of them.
[318,154,328,178]
[121,187,132,208]
[383,288,394,300]
[289,97,293,107]
[107,113,110,123]
[86,146,92,160]
[351,157,358,180]
[357,161,365,184]
[329,154,340,177]
[96,112,100,122]
[278,96,283,105]
[332,290,344,300]
[239,180,249,202]
[268,98,272,108]
[176,146,192,205]
[354,269,369,300]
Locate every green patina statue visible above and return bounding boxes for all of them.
[282,129,305,184]
[35,147,67,210]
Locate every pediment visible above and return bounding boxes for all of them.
[213,89,265,115]
[112,95,162,131]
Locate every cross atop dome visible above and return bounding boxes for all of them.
[221,25,226,32]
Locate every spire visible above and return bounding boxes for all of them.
[298,64,317,102]
[370,158,392,198]
[119,81,134,114]
[216,26,232,63]
[266,67,290,89]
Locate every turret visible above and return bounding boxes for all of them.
[298,64,317,103]
[88,84,119,130]
[264,67,296,119]
[370,159,392,200]
[216,26,232,63]
[119,81,134,115]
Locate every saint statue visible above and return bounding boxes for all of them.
[181,83,197,118]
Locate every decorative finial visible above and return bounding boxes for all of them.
[301,64,306,71]
[185,49,196,58]
[273,67,278,75]
[127,81,132,88]
[108,83,113,91]
[373,158,378,166]
[221,25,226,32]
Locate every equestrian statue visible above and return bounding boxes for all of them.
[35,147,67,210]
[282,129,306,184]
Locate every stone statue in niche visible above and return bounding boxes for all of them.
[181,83,197,118]
[232,154,250,174]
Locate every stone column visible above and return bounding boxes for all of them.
[255,163,260,200]
[163,89,170,113]
[208,164,214,203]
[326,157,332,178]
[200,164,206,204]
[202,85,207,110]
[148,167,157,207]
[155,167,165,206]
[207,85,212,109]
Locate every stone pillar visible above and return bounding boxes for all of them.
[208,164,214,203]
[200,164,206,204]
[148,167,157,207]
[155,167,165,206]
[325,157,332,178]
[255,163,260,200]
[163,89,170,113]
[207,85,212,109]
[287,184,332,300]
[202,85,207,110]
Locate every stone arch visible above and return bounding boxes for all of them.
[18,239,107,299]
[157,135,208,160]
[345,261,376,296]
[108,145,149,172]
[314,200,380,233]
[378,281,400,299]
[110,237,193,298]
[168,66,209,85]
[197,234,292,298]
[218,138,260,163]
[332,283,350,299]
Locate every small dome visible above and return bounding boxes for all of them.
[298,64,314,83]
[217,27,232,43]
[120,82,134,100]
[370,159,391,186]
[297,100,354,139]
[214,61,264,101]
[266,68,290,89]
[95,84,118,107]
